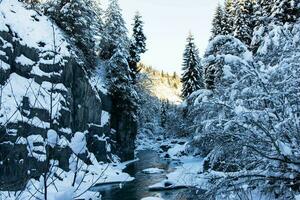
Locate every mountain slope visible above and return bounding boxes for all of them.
[139,64,182,104]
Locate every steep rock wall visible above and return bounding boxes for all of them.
[0,1,113,189]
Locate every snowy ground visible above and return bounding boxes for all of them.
[148,157,204,191]
[136,133,206,193]
[0,155,135,200]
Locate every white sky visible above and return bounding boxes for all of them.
[102,0,223,73]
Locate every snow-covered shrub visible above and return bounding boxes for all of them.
[189,31,300,198]
[254,22,300,67]
[189,35,255,167]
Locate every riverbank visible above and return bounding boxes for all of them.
[135,135,206,200]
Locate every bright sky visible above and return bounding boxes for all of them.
[102,0,222,73]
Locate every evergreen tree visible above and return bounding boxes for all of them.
[272,0,300,24]
[173,72,177,79]
[107,47,139,160]
[107,47,138,118]
[160,101,167,129]
[211,4,225,38]
[128,12,147,81]
[100,0,129,60]
[19,0,39,4]
[223,0,235,35]
[253,0,274,25]
[181,33,203,99]
[233,0,255,46]
[44,0,102,68]
[251,0,274,52]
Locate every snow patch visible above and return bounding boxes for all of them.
[16,54,35,66]
[0,0,70,56]
[70,132,87,154]
[0,60,10,70]
[149,157,204,190]
[142,168,164,174]
[101,111,110,127]
[47,129,59,148]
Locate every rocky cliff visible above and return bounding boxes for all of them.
[0,0,133,190]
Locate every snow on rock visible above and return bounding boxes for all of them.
[167,143,188,159]
[0,73,67,126]
[70,132,87,154]
[101,111,110,127]
[15,54,35,66]
[90,60,108,95]
[47,129,59,148]
[26,134,46,162]
[142,168,164,174]
[136,134,162,151]
[0,0,70,56]
[141,197,165,200]
[0,1,124,199]
[1,154,135,200]
[0,60,10,70]
[149,157,204,190]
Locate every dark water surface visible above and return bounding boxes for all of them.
[94,150,199,200]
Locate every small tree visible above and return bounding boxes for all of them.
[181,33,203,98]
[128,12,147,81]
[100,0,129,60]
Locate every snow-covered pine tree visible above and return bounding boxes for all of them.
[181,33,203,98]
[19,0,39,4]
[160,101,167,128]
[128,12,147,81]
[253,0,274,25]
[251,0,275,53]
[233,0,255,46]
[107,46,139,160]
[100,0,130,60]
[222,0,235,35]
[272,0,300,24]
[44,0,102,68]
[211,4,225,38]
[107,48,138,117]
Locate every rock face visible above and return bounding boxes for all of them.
[0,0,136,190]
[110,110,138,161]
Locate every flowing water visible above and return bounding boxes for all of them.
[93,150,199,200]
